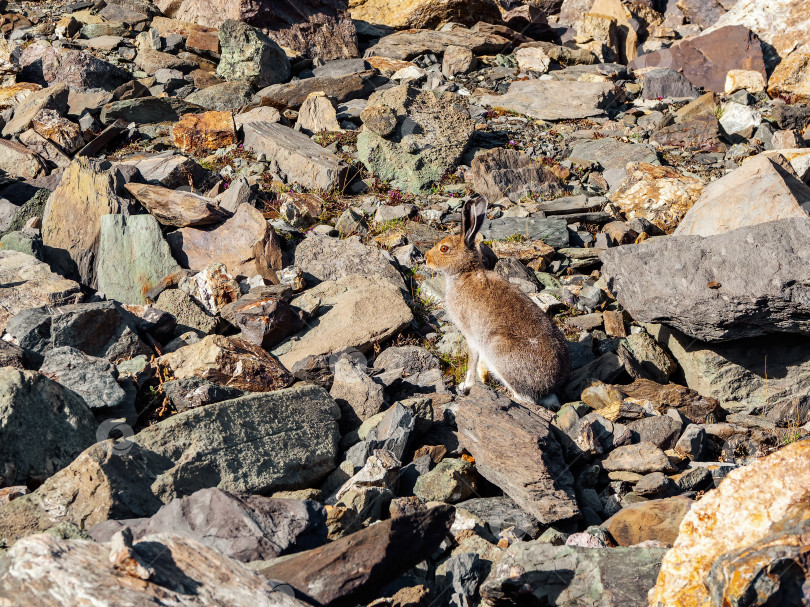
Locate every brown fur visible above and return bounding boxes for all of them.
[426,199,570,403]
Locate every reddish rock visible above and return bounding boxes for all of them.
[125,183,231,227]
[605,496,693,546]
[654,114,726,152]
[172,110,236,153]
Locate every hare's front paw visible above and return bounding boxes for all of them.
[456,380,473,395]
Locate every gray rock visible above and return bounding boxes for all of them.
[457,385,579,525]
[184,80,255,111]
[569,139,659,189]
[155,289,219,335]
[312,58,369,79]
[414,458,477,504]
[481,541,668,605]
[619,331,678,384]
[642,69,700,99]
[0,368,97,486]
[470,148,565,203]
[602,442,672,474]
[357,84,474,194]
[365,402,415,462]
[634,472,675,497]
[89,487,327,562]
[602,217,810,341]
[674,424,708,460]
[294,234,406,290]
[133,385,341,500]
[216,20,290,88]
[675,466,713,492]
[0,230,42,258]
[100,97,178,124]
[627,415,682,450]
[97,214,182,305]
[161,377,245,412]
[254,71,380,109]
[480,80,618,121]
[40,346,135,423]
[373,345,445,396]
[458,496,542,540]
[3,83,69,137]
[243,121,345,191]
[330,356,386,432]
[480,216,569,248]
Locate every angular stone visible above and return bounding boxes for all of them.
[42,158,131,287]
[255,71,380,109]
[96,214,182,305]
[358,85,474,195]
[470,148,564,203]
[767,51,810,103]
[243,121,346,191]
[364,27,512,61]
[0,368,97,486]
[604,495,693,546]
[135,49,197,73]
[725,69,766,94]
[184,80,254,111]
[0,139,46,180]
[0,532,307,606]
[642,69,699,100]
[172,110,237,153]
[570,139,659,189]
[155,288,218,335]
[480,216,569,248]
[167,203,282,279]
[414,458,477,504]
[443,44,477,78]
[273,274,413,369]
[216,19,290,88]
[257,505,454,605]
[162,377,244,412]
[156,334,293,392]
[654,114,726,152]
[650,440,810,607]
[676,0,727,29]
[134,384,340,500]
[230,295,305,349]
[719,101,761,137]
[602,442,671,474]
[602,217,810,341]
[349,0,501,29]
[480,80,617,121]
[626,415,682,449]
[481,542,668,605]
[330,356,385,432]
[100,97,178,124]
[89,488,327,562]
[294,233,405,290]
[32,109,85,154]
[126,183,231,228]
[456,385,579,525]
[674,424,707,460]
[295,92,341,135]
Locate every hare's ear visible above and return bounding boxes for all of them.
[462,196,488,249]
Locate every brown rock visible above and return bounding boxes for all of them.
[456,385,580,525]
[0,139,47,179]
[32,109,85,154]
[255,71,379,109]
[226,296,305,348]
[258,505,455,605]
[125,183,231,227]
[649,440,810,607]
[348,0,502,29]
[654,114,726,152]
[0,82,42,111]
[155,0,358,60]
[157,334,294,392]
[489,239,555,272]
[676,0,727,29]
[42,158,131,287]
[611,163,705,233]
[470,148,564,203]
[631,26,766,94]
[605,495,693,546]
[167,203,283,279]
[365,27,512,61]
[620,379,723,424]
[172,110,236,153]
[767,51,810,103]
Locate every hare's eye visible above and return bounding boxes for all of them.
[440,245,449,253]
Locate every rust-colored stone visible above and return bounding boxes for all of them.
[172,110,236,153]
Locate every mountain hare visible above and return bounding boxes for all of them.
[426,197,570,407]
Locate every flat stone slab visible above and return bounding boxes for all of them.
[480,80,618,121]
[481,216,569,248]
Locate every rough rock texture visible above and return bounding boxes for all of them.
[605,496,693,546]
[674,154,810,237]
[156,335,294,392]
[601,217,810,341]
[273,274,413,369]
[480,80,618,121]
[96,214,182,305]
[0,250,82,333]
[258,505,455,605]
[456,385,579,525]
[2,83,68,137]
[767,51,810,103]
[357,85,474,194]
[0,532,309,606]
[471,148,564,203]
[88,488,327,562]
[167,203,282,280]
[133,385,340,501]
[0,368,97,487]
[649,439,810,607]
[155,0,358,60]
[481,541,668,606]
[126,182,231,227]
[216,20,290,88]
[349,0,502,29]
[42,158,131,288]
[294,234,405,290]
[704,0,810,61]
[243,121,346,191]
[0,139,46,179]
[172,110,238,154]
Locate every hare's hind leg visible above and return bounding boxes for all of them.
[459,346,480,394]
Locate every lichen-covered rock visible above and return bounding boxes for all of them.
[216,20,291,88]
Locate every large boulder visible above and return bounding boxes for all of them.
[0,250,82,333]
[348,0,502,29]
[456,385,580,525]
[0,368,97,487]
[675,154,810,237]
[132,385,341,501]
[357,85,474,194]
[42,158,132,288]
[601,217,810,341]
[272,274,413,369]
[96,214,182,305]
[19,44,130,91]
[216,20,291,88]
[0,532,309,606]
[481,542,668,606]
[480,80,618,121]
[154,0,358,60]
[125,182,231,227]
[650,439,810,607]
